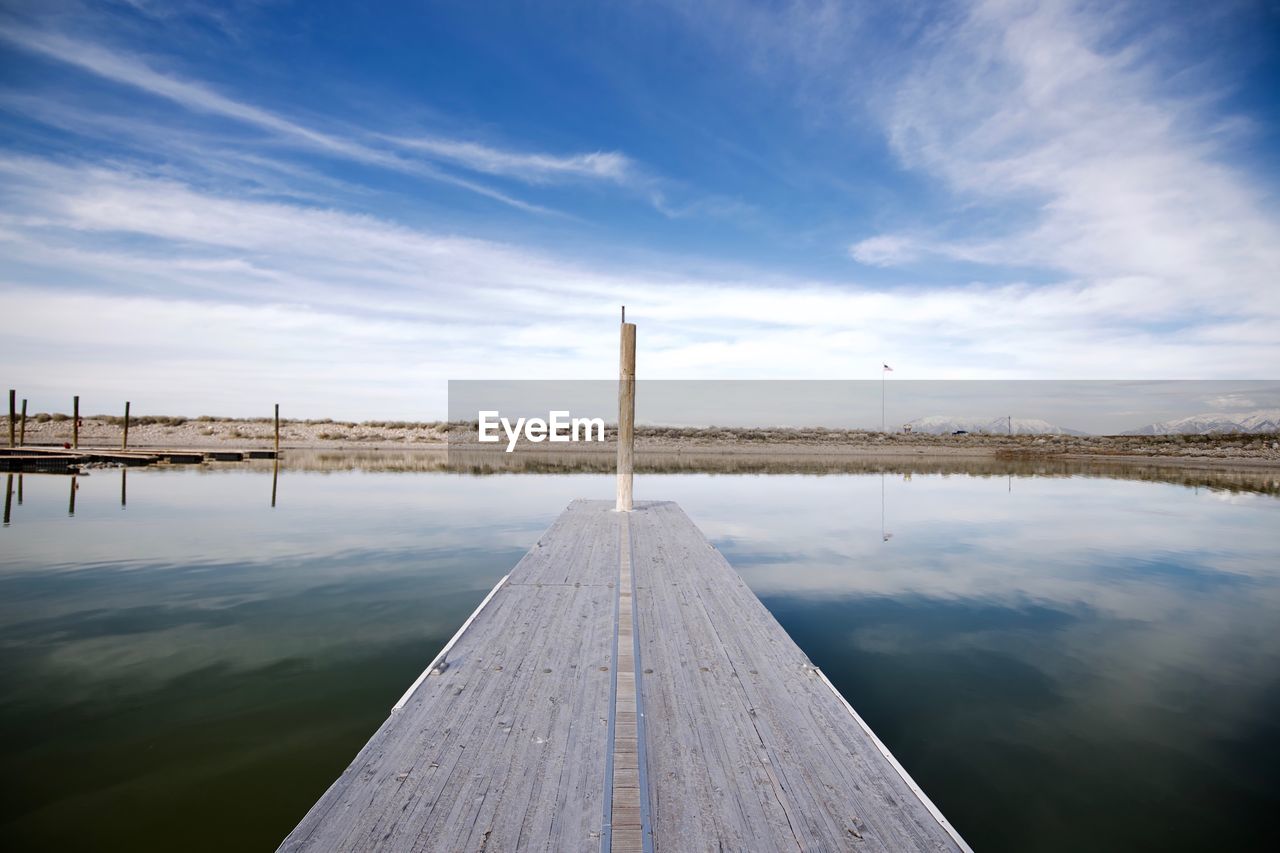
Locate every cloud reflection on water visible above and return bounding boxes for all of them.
[0,463,1276,851]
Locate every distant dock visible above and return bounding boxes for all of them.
[281,500,969,852]
[0,445,277,472]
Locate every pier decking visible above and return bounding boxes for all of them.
[0,445,276,471]
[281,500,969,852]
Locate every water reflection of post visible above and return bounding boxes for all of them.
[880,472,893,542]
[121,468,127,508]
[3,474,12,525]
[68,475,77,516]
[271,458,279,508]
[16,473,22,504]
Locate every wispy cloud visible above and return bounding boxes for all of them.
[2,153,1277,416]
[390,136,635,185]
[2,26,350,150]
[0,24,633,214]
[871,0,1280,309]
[848,234,921,267]
[670,1,1279,318]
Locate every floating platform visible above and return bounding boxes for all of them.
[0,445,275,471]
[281,500,969,852]
[0,446,159,466]
[0,453,82,473]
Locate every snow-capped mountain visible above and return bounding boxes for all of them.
[904,415,1088,435]
[1123,409,1280,435]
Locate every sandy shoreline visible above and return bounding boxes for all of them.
[9,415,1280,469]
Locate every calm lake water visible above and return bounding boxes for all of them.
[2,458,1278,851]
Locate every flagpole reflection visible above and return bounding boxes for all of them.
[880,471,893,542]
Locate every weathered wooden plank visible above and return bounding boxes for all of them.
[631,500,966,852]
[631,505,801,852]
[280,501,618,853]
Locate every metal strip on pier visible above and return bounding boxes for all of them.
[607,511,651,853]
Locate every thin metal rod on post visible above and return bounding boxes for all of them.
[616,310,636,512]
[73,395,79,449]
[19,399,26,446]
[274,403,280,455]
[122,401,131,450]
[7,390,14,448]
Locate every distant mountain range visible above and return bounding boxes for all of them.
[904,415,1089,436]
[1122,409,1280,435]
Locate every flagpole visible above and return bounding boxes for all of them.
[880,363,894,433]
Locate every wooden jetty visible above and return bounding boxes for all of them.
[280,500,970,852]
[0,445,275,472]
[0,453,82,473]
[3,393,285,470]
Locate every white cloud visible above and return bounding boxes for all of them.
[0,26,363,154]
[0,24,629,214]
[390,137,635,185]
[1,154,1277,417]
[878,0,1280,314]
[848,234,921,266]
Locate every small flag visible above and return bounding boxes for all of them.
[883,363,893,371]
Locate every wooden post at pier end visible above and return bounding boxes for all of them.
[274,404,280,454]
[616,307,636,512]
[73,395,80,450]
[7,390,13,448]
[122,401,131,450]
[19,399,26,446]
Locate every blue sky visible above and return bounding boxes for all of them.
[1,0,1278,418]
